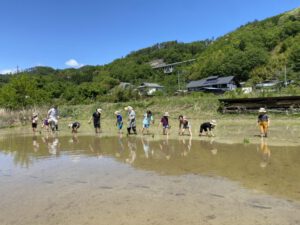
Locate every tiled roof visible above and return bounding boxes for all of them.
[187,76,235,88]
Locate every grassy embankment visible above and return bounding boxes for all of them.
[1,94,300,146]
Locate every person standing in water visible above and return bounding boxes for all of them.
[89,108,102,133]
[125,106,137,135]
[159,112,170,135]
[257,108,270,137]
[31,112,39,133]
[114,111,123,133]
[142,110,154,135]
[48,105,59,131]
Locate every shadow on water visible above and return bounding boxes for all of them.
[0,133,300,201]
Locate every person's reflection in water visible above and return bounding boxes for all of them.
[69,133,79,144]
[126,138,137,164]
[116,133,125,158]
[89,136,102,159]
[141,137,151,159]
[180,136,192,157]
[209,138,218,155]
[259,138,271,168]
[199,138,218,155]
[48,138,60,155]
[32,136,40,152]
[159,136,171,160]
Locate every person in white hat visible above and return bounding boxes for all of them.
[199,120,217,137]
[89,108,102,133]
[125,106,137,135]
[31,112,39,132]
[257,108,270,137]
[159,112,170,135]
[68,122,80,133]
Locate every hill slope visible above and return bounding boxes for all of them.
[1,7,300,109]
[189,7,300,84]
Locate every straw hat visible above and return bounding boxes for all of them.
[114,111,120,115]
[210,120,217,126]
[164,112,170,117]
[125,106,133,111]
[97,108,102,113]
[258,108,267,113]
[32,112,38,117]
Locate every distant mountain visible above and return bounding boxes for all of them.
[2,7,300,87]
[1,7,300,109]
[101,6,300,85]
[189,7,300,84]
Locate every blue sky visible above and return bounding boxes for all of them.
[0,0,299,73]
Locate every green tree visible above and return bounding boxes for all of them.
[0,75,50,109]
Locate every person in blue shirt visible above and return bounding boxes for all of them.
[114,111,123,133]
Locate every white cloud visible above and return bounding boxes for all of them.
[0,68,17,74]
[65,59,84,68]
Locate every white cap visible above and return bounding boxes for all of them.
[210,120,217,126]
[258,108,266,113]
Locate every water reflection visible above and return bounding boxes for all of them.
[0,135,299,201]
[159,137,171,160]
[32,136,40,152]
[179,136,192,157]
[126,137,137,164]
[141,137,151,159]
[259,138,271,168]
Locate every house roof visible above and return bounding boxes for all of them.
[187,76,235,88]
[255,80,280,88]
[138,82,164,88]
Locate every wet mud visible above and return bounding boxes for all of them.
[0,134,299,225]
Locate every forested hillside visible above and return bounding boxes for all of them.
[0,7,299,109]
[190,7,300,84]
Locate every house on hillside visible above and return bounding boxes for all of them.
[138,82,164,96]
[187,76,239,93]
[255,80,294,92]
[254,80,282,92]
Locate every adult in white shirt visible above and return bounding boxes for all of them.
[48,105,59,131]
[125,106,137,135]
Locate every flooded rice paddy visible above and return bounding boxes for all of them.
[0,134,300,225]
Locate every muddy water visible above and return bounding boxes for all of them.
[0,134,300,225]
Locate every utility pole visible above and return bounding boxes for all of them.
[177,71,180,91]
[284,65,287,87]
